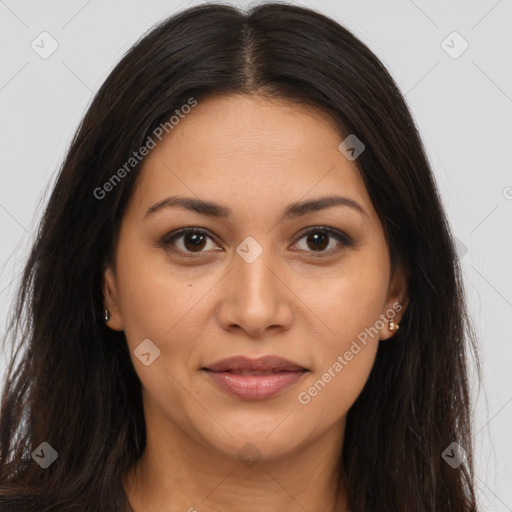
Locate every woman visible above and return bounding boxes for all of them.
[0,2,480,511]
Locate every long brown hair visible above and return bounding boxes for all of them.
[0,3,481,510]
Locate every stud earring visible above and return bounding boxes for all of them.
[389,319,399,332]
[104,308,111,322]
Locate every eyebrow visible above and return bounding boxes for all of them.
[144,194,368,220]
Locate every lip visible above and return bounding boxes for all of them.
[202,355,309,401]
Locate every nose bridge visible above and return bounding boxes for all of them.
[216,235,293,335]
[233,237,278,306]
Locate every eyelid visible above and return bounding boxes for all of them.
[160,225,353,257]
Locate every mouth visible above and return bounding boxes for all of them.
[201,355,310,400]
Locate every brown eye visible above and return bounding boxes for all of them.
[305,231,329,251]
[182,232,207,252]
[293,227,352,255]
[162,228,220,256]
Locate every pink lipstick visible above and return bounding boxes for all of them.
[202,355,309,400]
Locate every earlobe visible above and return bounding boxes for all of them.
[102,265,124,331]
[379,305,406,341]
[380,263,409,341]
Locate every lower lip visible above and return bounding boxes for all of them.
[204,370,308,400]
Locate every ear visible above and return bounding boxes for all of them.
[379,261,409,341]
[102,265,124,331]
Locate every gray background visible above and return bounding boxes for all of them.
[0,0,511,509]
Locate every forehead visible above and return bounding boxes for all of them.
[128,94,376,226]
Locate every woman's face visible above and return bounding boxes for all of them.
[103,94,407,462]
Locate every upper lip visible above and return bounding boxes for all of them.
[203,355,308,372]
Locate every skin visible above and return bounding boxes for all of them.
[103,94,408,512]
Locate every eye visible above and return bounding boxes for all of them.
[161,227,221,256]
[292,226,352,256]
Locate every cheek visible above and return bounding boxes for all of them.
[293,251,389,421]
[114,241,222,391]
[114,244,206,408]
[115,239,201,341]
[300,248,390,348]
[295,287,382,431]
[296,342,377,436]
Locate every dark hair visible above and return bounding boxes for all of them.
[0,2,481,510]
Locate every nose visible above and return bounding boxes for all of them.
[215,245,294,337]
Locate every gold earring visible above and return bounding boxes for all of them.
[389,320,399,332]
[104,308,111,322]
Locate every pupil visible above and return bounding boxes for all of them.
[185,233,206,251]
[308,232,328,251]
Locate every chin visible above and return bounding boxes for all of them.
[195,424,308,464]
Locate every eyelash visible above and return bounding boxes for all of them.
[160,226,353,258]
